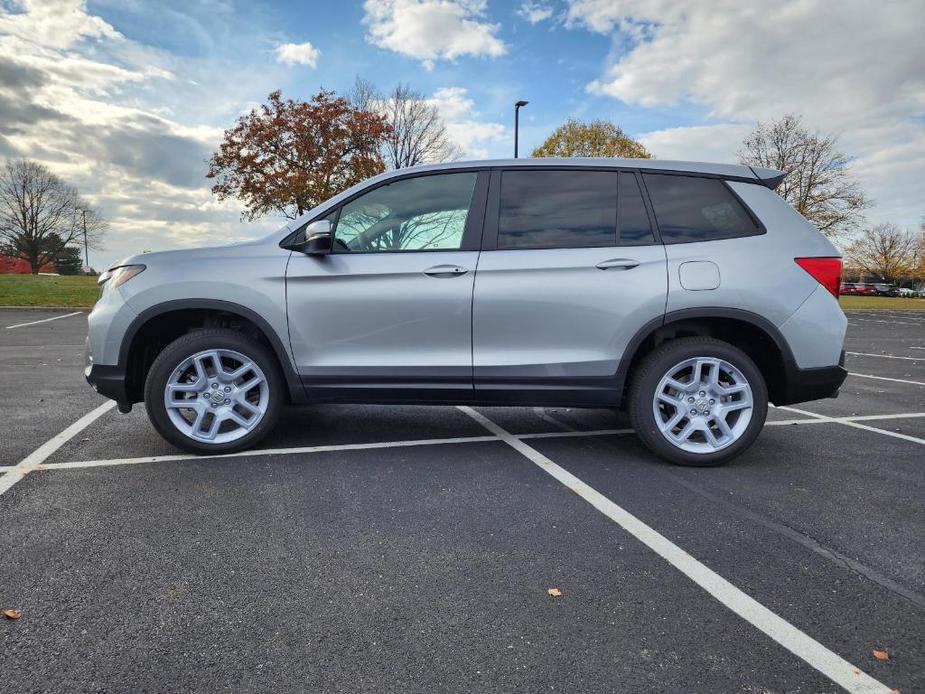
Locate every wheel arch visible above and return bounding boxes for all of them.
[617,308,795,406]
[120,299,304,405]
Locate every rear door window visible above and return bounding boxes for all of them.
[642,174,761,244]
[497,170,617,249]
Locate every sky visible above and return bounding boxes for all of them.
[0,0,923,270]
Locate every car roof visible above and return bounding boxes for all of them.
[279,157,785,235]
[371,158,785,189]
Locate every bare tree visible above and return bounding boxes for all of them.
[0,159,106,274]
[351,78,461,169]
[844,223,918,283]
[738,114,869,238]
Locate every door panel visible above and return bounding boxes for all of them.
[472,168,667,405]
[284,170,488,400]
[286,251,478,389]
[472,245,667,401]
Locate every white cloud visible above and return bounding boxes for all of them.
[0,0,122,49]
[274,41,320,68]
[427,87,506,158]
[569,0,925,228]
[517,2,553,24]
[638,124,752,165]
[0,0,269,269]
[363,0,506,69]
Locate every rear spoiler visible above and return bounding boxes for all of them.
[748,166,786,190]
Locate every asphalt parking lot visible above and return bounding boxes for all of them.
[1,308,923,693]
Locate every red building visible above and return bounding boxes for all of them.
[0,255,56,274]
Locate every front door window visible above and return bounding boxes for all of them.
[334,172,478,252]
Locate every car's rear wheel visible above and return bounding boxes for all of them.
[144,329,283,454]
[629,337,768,466]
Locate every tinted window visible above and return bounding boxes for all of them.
[334,172,477,252]
[498,171,616,249]
[618,172,655,245]
[643,174,760,243]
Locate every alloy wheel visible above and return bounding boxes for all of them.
[163,348,270,445]
[652,356,754,454]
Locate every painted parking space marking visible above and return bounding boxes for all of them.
[35,434,501,471]
[848,372,925,387]
[0,400,115,496]
[456,406,892,694]
[847,351,923,361]
[4,311,84,330]
[16,410,925,473]
[6,410,924,476]
[847,317,922,326]
[780,406,925,446]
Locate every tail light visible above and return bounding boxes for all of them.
[795,257,842,298]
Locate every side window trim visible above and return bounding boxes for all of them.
[481,168,502,251]
[628,170,662,245]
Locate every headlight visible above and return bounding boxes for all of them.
[98,264,146,290]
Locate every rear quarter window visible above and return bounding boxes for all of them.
[642,174,762,244]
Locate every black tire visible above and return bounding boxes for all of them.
[628,337,768,467]
[144,329,283,455]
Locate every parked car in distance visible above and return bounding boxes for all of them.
[851,283,879,296]
[870,283,896,296]
[86,158,847,466]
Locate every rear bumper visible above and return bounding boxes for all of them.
[775,350,847,406]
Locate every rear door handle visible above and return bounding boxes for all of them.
[423,264,469,278]
[595,258,639,271]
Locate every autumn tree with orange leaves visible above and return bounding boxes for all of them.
[207,90,391,220]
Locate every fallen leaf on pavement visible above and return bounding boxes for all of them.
[873,649,890,661]
[3,610,21,620]
[547,588,562,597]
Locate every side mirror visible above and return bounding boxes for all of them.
[285,220,333,256]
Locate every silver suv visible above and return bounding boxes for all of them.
[86,159,847,466]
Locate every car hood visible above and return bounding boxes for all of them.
[109,236,275,270]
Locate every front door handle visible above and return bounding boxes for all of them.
[423,264,469,278]
[595,258,639,271]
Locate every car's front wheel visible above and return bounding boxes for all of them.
[144,329,283,454]
[629,337,768,466]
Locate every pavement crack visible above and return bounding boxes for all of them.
[659,468,925,611]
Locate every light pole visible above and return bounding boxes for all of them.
[82,209,89,271]
[514,100,528,158]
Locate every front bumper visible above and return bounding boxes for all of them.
[85,361,129,404]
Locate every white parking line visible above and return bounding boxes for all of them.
[779,406,925,446]
[5,311,83,329]
[11,410,925,474]
[848,317,921,326]
[456,406,892,694]
[849,372,925,387]
[0,400,115,496]
[847,351,922,361]
[37,434,500,471]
